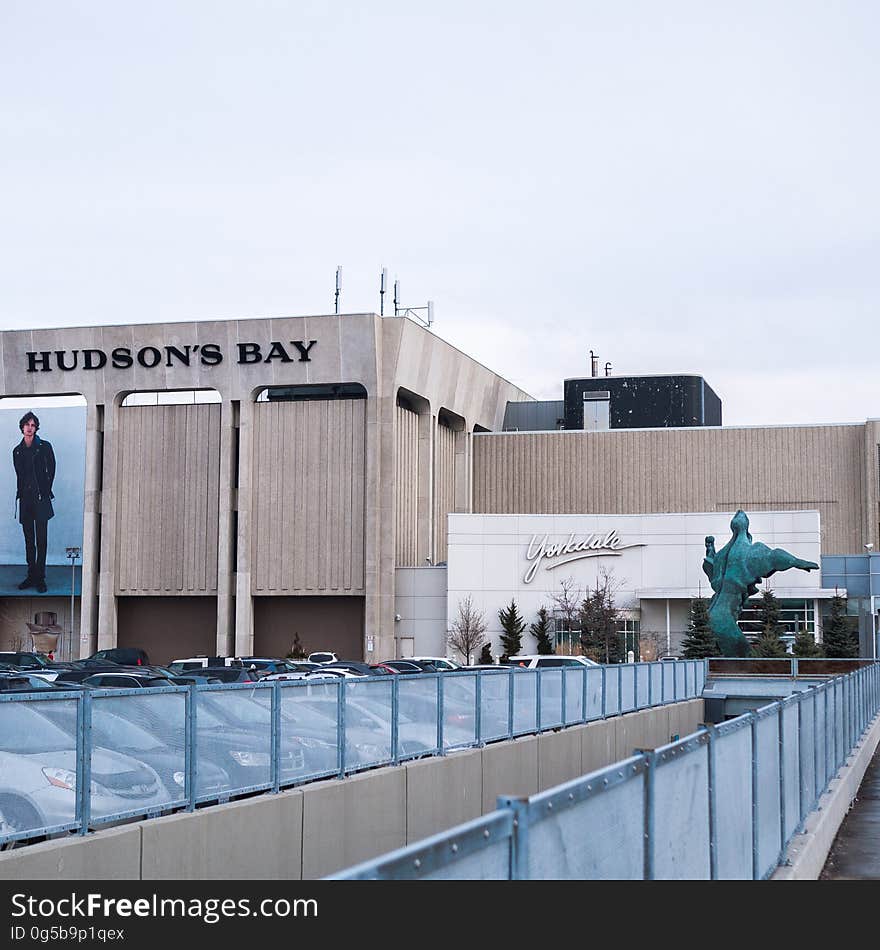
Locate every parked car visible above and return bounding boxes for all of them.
[375,660,428,675]
[318,661,391,677]
[0,672,56,692]
[307,652,339,665]
[33,702,230,800]
[409,656,461,672]
[88,648,150,667]
[168,657,244,672]
[503,655,600,669]
[195,667,261,684]
[0,652,60,682]
[303,668,364,681]
[80,673,177,689]
[0,701,168,840]
[261,661,320,681]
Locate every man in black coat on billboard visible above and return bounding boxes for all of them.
[12,411,56,593]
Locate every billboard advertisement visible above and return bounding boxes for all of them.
[0,403,86,656]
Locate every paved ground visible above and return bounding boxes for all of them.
[0,563,81,597]
[821,745,880,879]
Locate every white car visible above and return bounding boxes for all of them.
[307,652,339,665]
[0,701,168,842]
[505,654,600,669]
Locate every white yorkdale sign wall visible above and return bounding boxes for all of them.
[446,511,828,654]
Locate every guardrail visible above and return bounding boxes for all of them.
[0,660,706,847]
[328,661,880,879]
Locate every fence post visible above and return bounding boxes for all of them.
[643,750,656,880]
[750,712,759,879]
[581,665,588,723]
[777,702,786,861]
[507,668,515,739]
[535,668,542,732]
[475,671,483,746]
[272,681,281,793]
[435,673,443,754]
[601,665,607,718]
[560,666,567,726]
[337,679,346,778]
[391,674,400,765]
[705,725,718,880]
[78,689,92,836]
[497,796,530,881]
[618,664,623,715]
[186,684,196,811]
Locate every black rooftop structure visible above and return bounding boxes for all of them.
[563,374,722,430]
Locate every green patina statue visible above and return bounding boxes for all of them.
[702,509,819,656]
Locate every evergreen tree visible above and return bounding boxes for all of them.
[529,606,555,655]
[793,625,823,658]
[751,589,788,657]
[579,569,623,664]
[823,594,859,658]
[751,629,789,657]
[680,598,720,659]
[478,642,494,665]
[497,599,527,661]
[287,632,307,659]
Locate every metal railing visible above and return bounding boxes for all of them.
[328,661,880,879]
[0,660,705,847]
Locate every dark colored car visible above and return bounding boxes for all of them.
[88,648,150,667]
[80,673,176,689]
[52,664,127,685]
[0,652,56,673]
[197,667,261,684]
[320,661,391,677]
[376,660,427,675]
[120,691,345,797]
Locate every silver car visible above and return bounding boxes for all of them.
[0,699,167,845]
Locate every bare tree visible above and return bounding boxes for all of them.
[448,595,488,665]
[637,629,667,662]
[550,576,582,654]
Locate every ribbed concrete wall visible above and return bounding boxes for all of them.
[395,404,420,566]
[115,404,221,593]
[433,420,456,563]
[473,425,873,554]
[252,399,366,593]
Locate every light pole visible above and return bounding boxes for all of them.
[65,546,81,662]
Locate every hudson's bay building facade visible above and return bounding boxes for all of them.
[0,311,877,662]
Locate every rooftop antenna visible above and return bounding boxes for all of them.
[334,266,342,314]
[380,268,387,316]
[604,361,612,376]
[393,279,400,316]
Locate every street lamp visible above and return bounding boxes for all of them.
[65,546,81,663]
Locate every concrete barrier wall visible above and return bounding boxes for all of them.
[404,749,483,842]
[0,699,705,880]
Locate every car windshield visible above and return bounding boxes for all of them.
[0,702,77,753]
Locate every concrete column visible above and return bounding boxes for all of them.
[453,427,470,514]
[234,398,254,657]
[865,421,880,550]
[78,403,103,658]
[366,391,395,662]
[96,400,119,650]
[215,398,237,656]
[418,411,434,564]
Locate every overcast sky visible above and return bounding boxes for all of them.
[1,2,877,425]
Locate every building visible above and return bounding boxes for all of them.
[0,313,529,664]
[0,311,876,664]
